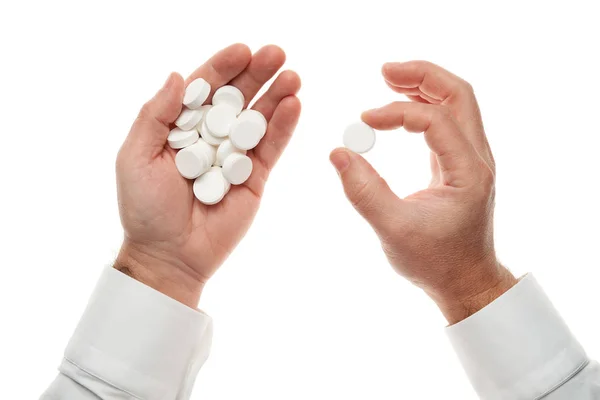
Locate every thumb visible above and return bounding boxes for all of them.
[128,72,185,158]
[330,148,404,233]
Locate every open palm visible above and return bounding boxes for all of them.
[115,44,301,306]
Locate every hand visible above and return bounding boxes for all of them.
[115,44,301,308]
[330,61,516,324]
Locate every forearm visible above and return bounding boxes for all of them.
[115,239,206,309]
[426,258,518,325]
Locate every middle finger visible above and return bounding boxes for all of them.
[229,45,287,107]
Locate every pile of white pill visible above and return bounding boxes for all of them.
[168,78,267,205]
[343,121,376,154]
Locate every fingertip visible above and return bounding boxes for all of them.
[360,108,381,126]
[161,72,185,123]
[382,62,402,78]
[330,147,352,158]
[169,71,185,94]
[274,95,301,126]
[278,70,302,94]
[330,148,351,173]
[381,62,393,75]
[228,43,252,60]
[260,44,286,64]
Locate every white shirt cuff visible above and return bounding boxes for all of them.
[60,267,213,400]
[446,274,588,400]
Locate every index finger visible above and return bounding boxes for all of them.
[363,101,478,188]
[382,61,492,165]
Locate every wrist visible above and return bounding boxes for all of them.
[426,258,518,325]
[114,239,205,309]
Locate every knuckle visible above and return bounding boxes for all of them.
[348,179,378,212]
[459,79,475,95]
[137,101,154,121]
[474,160,496,198]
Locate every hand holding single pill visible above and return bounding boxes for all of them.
[331,61,516,324]
[114,44,301,307]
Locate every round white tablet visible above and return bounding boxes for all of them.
[183,78,211,109]
[196,104,212,123]
[175,108,204,131]
[343,121,376,154]
[199,120,225,146]
[174,139,214,179]
[212,85,245,115]
[167,128,199,149]
[205,104,237,137]
[215,139,246,167]
[196,138,217,165]
[222,153,253,185]
[238,109,267,125]
[229,119,264,150]
[211,166,231,194]
[238,109,268,138]
[193,167,228,205]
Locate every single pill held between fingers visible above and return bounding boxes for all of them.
[343,121,376,154]
[175,108,204,131]
[199,120,226,146]
[212,85,245,115]
[229,119,263,150]
[215,139,246,167]
[205,104,238,137]
[175,139,215,179]
[193,167,229,205]
[183,78,211,109]
[222,153,253,185]
[167,128,199,149]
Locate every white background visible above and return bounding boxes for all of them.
[1,0,599,398]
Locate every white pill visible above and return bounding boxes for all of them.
[196,104,212,123]
[199,119,225,146]
[167,127,199,149]
[238,109,268,138]
[212,85,245,115]
[175,108,204,131]
[183,78,211,109]
[222,153,253,185]
[229,119,264,151]
[215,139,246,167]
[205,104,238,137]
[193,167,229,205]
[343,121,376,153]
[211,166,231,194]
[175,139,215,179]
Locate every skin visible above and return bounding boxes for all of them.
[115,44,301,308]
[329,61,517,324]
[116,45,515,324]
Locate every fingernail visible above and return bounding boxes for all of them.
[330,150,351,173]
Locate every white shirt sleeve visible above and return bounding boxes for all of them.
[447,274,599,399]
[40,267,213,400]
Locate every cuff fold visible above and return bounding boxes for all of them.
[61,267,212,400]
